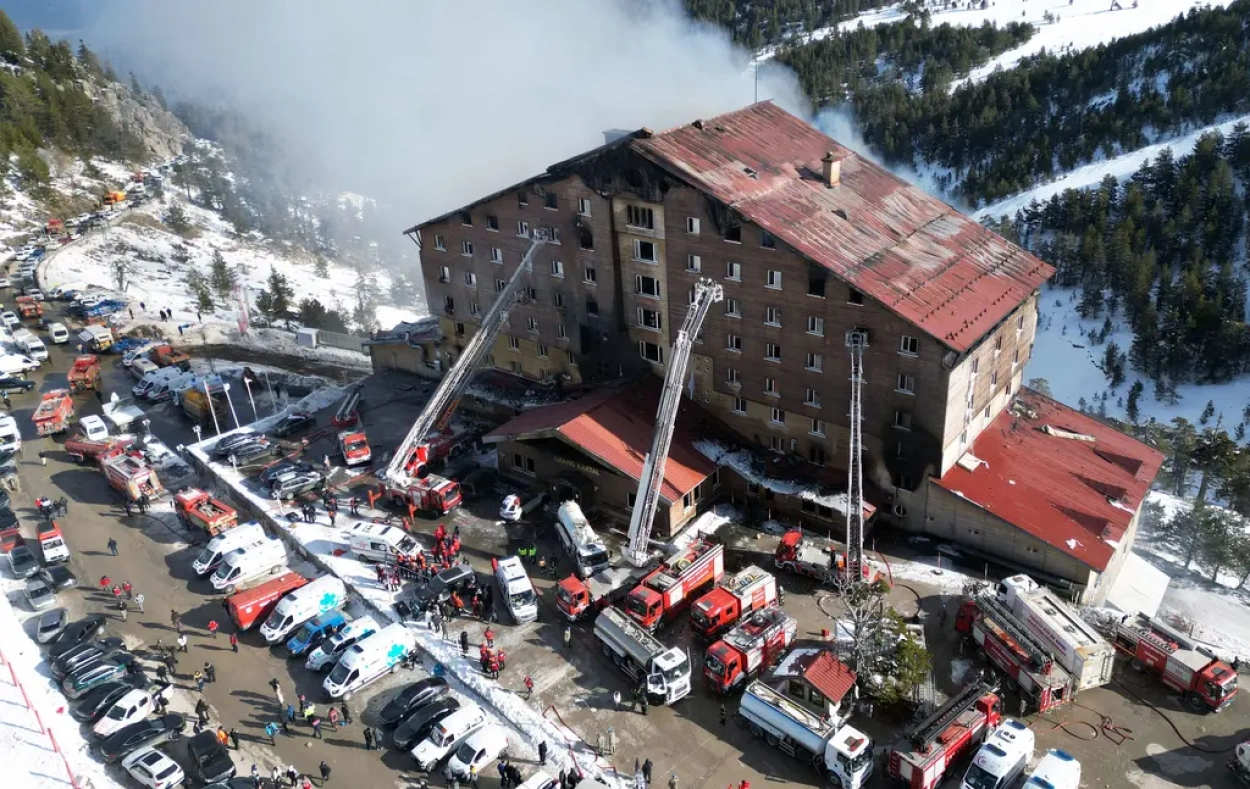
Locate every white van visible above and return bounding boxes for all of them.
[494,556,538,624]
[193,522,267,576]
[410,703,487,770]
[210,539,288,592]
[13,329,47,361]
[0,414,20,453]
[259,576,348,644]
[130,358,159,381]
[306,615,381,672]
[0,353,37,375]
[133,367,180,399]
[349,523,420,563]
[148,371,197,403]
[962,719,1035,789]
[1024,749,1081,789]
[122,342,157,367]
[322,623,416,699]
[47,323,69,344]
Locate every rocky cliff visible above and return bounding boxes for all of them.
[84,80,189,162]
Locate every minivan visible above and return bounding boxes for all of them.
[130,358,159,381]
[286,610,348,658]
[323,623,416,699]
[306,616,380,672]
[192,522,267,576]
[210,539,288,592]
[259,576,347,644]
[962,719,1035,789]
[1024,749,1081,789]
[47,323,70,344]
[410,703,487,770]
[349,523,420,563]
[133,368,180,399]
[494,556,538,624]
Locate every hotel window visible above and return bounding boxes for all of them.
[508,337,520,351]
[637,308,662,331]
[490,247,502,264]
[687,255,701,273]
[433,235,445,251]
[897,374,915,394]
[805,388,821,407]
[765,343,781,362]
[771,408,786,425]
[770,436,784,453]
[726,333,742,352]
[639,341,663,364]
[761,230,776,249]
[725,299,740,318]
[633,239,658,263]
[766,270,782,289]
[894,411,912,431]
[461,240,474,256]
[516,220,529,237]
[577,198,591,216]
[764,377,778,396]
[765,307,781,327]
[460,211,472,226]
[732,397,747,414]
[900,335,918,356]
[583,266,597,284]
[626,205,654,229]
[848,288,864,305]
[537,344,549,358]
[635,275,661,299]
[527,317,538,332]
[810,418,825,436]
[463,271,477,287]
[806,352,823,372]
[686,217,701,234]
[486,215,499,231]
[807,316,824,336]
[726,367,740,385]
[551,260,564,278]
[726,261,742,281]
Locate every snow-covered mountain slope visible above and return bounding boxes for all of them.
[976,112,1250,220]
[758,0,1232,72]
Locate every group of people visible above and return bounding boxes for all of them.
[35,495,68,518]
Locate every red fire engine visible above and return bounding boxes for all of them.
[32,390,75,436]
[887,682,1003,789]
[67,355,102,393]
[623,539,724,631]
[386,474,462,516]
[175,488,239,537]
[338,430,372,467]
[1113,612,1238,712]
[101,450,164,502]
[689,565,777,640]
[956,597,1073,713]
[704,606,797,693]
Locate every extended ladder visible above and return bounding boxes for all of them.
[624,279,723,566]
[385,233,549,484]
[978,594,1054,672]
[906,680,994,750]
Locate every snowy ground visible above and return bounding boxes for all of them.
[976,112,1250,220]
[0,582,128,789]
[1026,284,1248,427]
[758,0,1232,79]
[1131,491,1250,660]
[187,413,623,787]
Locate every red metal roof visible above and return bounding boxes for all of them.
[933,389,1164,572]
[632,103,1054,352]
[801,651,857,703]
[484,383,717,503]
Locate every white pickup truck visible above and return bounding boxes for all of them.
[102,393,145,432]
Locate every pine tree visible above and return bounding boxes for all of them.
[164,203,190,235]
[259,268,294,326]
[1200,400,1215,426]
[209,250,235,301]
[313,254,330,279]
[1126,380,1144,424]
[0,10,24,63]
[185,268,213,313]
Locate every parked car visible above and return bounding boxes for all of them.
[39,564,78,590]
[63,655,138,698]
[121,746,185,789]
[391,697,460,751]
[35,607,69,643]
[186,729,237,784]
[71,676,151,723]
[413,564,477,610]
[446,726,510,780]
[211,432,256,459]
[47,614,106,658]
[51,637,124,678]
[0,312,18,329]
[229,441,280,467]
[271,470,324,501]
[259,459,315,486]
[97,714,186,763]
[8,543,39,577]
[378,678,450,727]
[93,687,159,738]
[24,576,57,610]
[80,414,109,441]
[269,411,315,438]
[0,374,35,393]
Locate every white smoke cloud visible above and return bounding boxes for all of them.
[89,0,807,228]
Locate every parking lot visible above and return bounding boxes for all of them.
[0,292,1244,789]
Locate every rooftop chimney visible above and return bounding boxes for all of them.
[821,151,843,188]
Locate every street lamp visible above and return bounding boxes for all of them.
[222,382,241,429]
[242,376,258,422]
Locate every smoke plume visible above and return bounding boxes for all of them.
[88,1,806,229]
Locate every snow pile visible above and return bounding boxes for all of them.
[694,439,854,515]
[884,553,984,594]
[0,588,128,789]
[188,444,622,787]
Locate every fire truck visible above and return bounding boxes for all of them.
[1113,612,1238,712]
[887,682,1003,789]
[67,355,102,393]
[101,450,164,502]
[15,296,42,320]
[703,606,797,693]
[65,435,135,464]
[338,430,372,467]
[622,539,724,631]
[689,565,777,640]
[32,390,75,436]
[995,575,1115,691]
[774,528,880,586]
[175,488,239,537]
[151,344,192,371]
[955,595,1074,713]
[386,474,462,516]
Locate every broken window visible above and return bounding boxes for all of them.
[626,205,654,229]
[460,211,472,226]
[725,220,742,243]
[545,192,558,210]
[586,299,599,316]
[639,341,663,363]
[486,215,499,231]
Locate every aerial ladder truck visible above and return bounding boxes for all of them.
[556,279,724,613]
[382,232,550,514]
